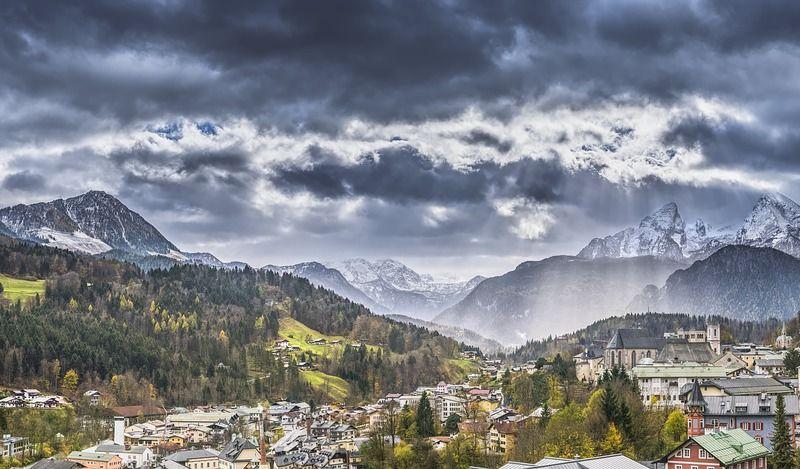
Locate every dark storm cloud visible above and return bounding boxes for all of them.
[461,129,513,153]
[662,114,800,171]
[2,171,46,192]
[2,0,800,134]
[272,145,564,204]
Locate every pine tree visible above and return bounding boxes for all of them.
[600,384,618,424]
[771,394,794,469]
[416,391,435,437]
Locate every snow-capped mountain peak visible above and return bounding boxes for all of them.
[0,191,248,271]
[578,202,688,261]
[734,191,800,257]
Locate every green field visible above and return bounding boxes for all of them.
[277,317,381,356]
[301,369,350,402]
[0,274,45,303]
[444,358,481,380]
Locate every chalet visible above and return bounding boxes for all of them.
[658,429,769,469]
[217,437,260,469]
[83,390,102,406]
[429,436,451,451]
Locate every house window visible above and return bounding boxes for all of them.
[699,449,707,459]
[683,448,691,457]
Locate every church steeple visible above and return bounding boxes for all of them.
[686,379,706,437]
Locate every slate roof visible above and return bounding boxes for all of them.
[606,329,664,350]
[67,451,117,462]
[704,377,792,395]
[656,340,715,364]
[498,454,649,468]
[28,460,83,469]
[95,443,149,454]
[165,449,220,462]
[691,429,770,465]
[632,364,727,379]
[218,437,258,462]
[703,395,800,415]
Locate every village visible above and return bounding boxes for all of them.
[1,321,798,468]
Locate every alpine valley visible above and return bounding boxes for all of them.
[5,190,800,346]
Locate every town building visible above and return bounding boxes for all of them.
[1,434,31,460]
[66,451,124,469]
[683,379,800,449]
[91,443,154,468]
[655,339,715,364]
[435,394,466,422]
[573,346,604,384]
[217,437,260,469]
[605,329,664,369]
[682,377,793,398]
[164,449,220,469]
[755,358,786,375]
[631,363,728,407]
[658,429,769,469]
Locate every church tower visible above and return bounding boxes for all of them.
[686,379,706,437]
[707,323,721,354]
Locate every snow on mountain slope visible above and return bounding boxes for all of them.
[33,227,113,254]
[0,191,248,270]
[0,190,178,256]
[263,261,387,313]
[328,258,485,319]
[734,192,800,257]
[578,202,737,261]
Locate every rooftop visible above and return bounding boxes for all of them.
[692,429,770,465]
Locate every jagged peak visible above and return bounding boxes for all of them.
[755,191,800,210]
[639,202,684,232]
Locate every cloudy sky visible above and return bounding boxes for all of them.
[2,0,800,278]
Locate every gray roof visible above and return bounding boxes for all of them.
[705,377,792,395]
[755,358,785,367]
[218,437,258,462]
[95,444,148,454]
[499,455,649,468]
[606,329,664,350]
[28,460,83,469]
[703,394,800,416]
[165,449,219,462]
[656,340,715,364]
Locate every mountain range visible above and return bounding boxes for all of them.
[265,258,484,321]
[440,192,800,343]
[0,191,246,270]
[5,190,800,347]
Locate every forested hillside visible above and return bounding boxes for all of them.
[0,236,470,405]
